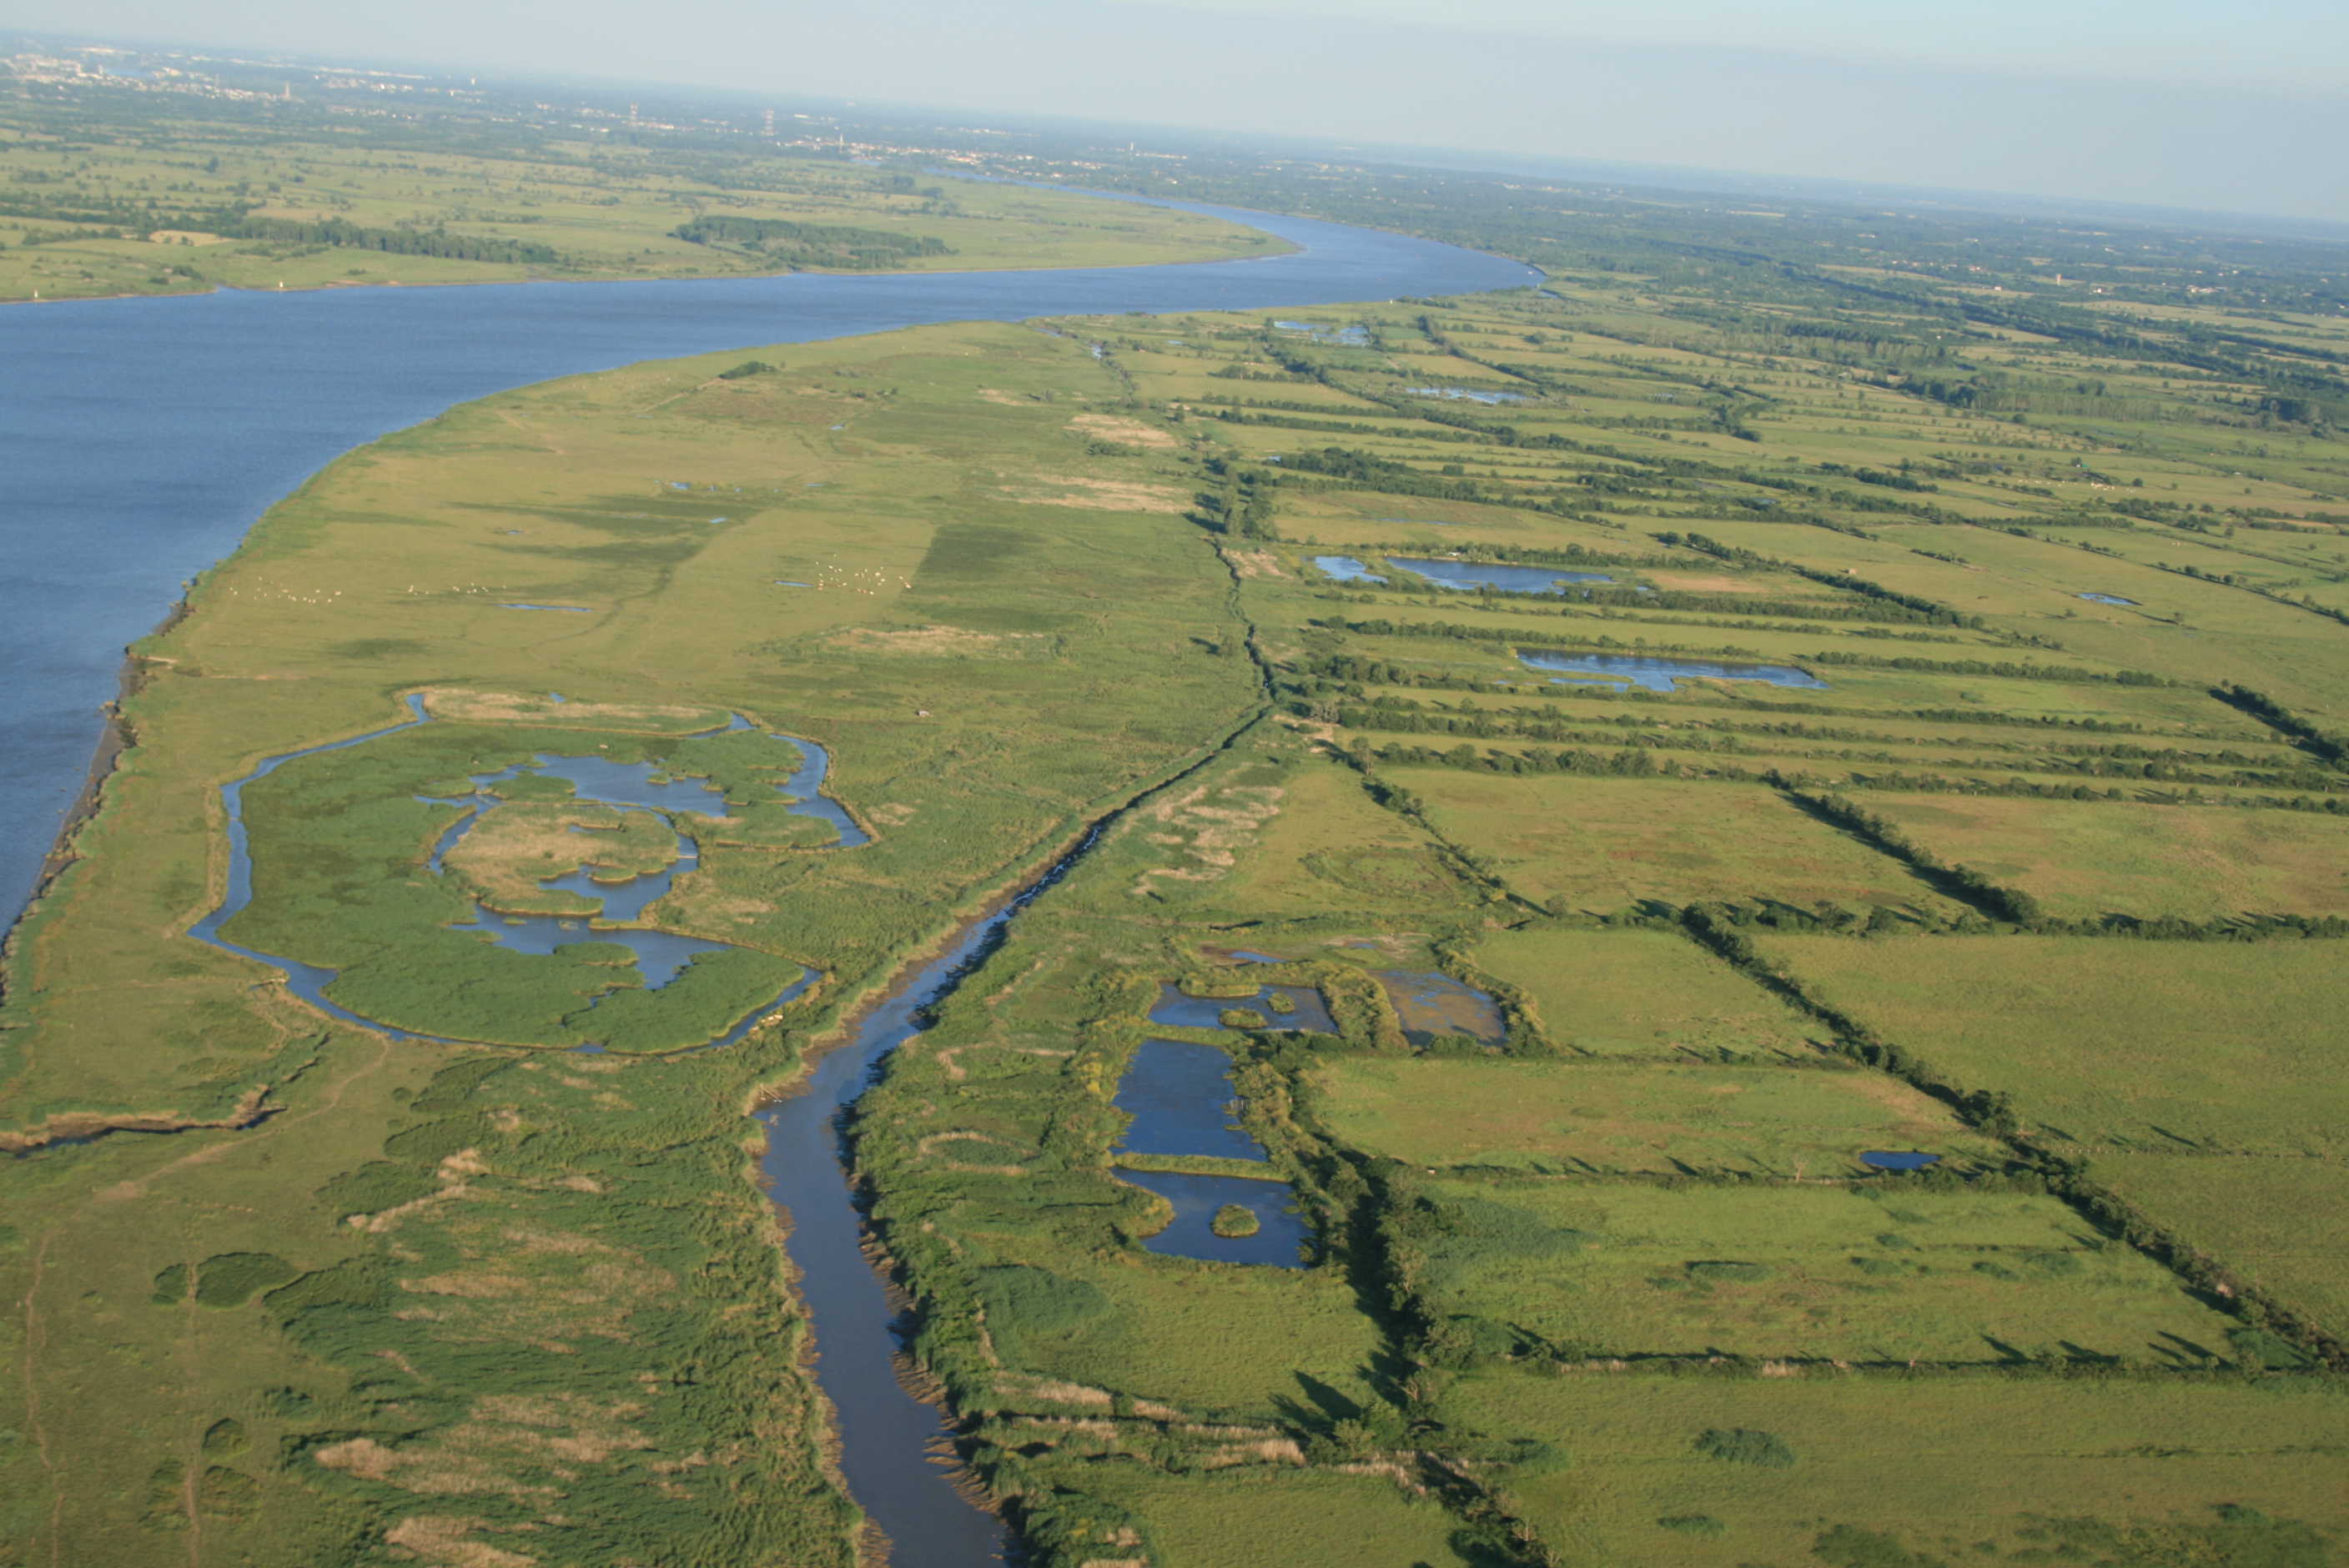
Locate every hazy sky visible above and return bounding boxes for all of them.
[23,0,2349,219]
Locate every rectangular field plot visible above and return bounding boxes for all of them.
[1438,1368,2349,1568]
[2095,1153,2349,1339]
[1408,1179,2236,1364]
[1389,771,1960,917]
[1471,927,1818,1058]
[1862,794,2349,921]
[1310,1056,2003,1177]
[1063,1464,1476,1568]
[985,1250,1385,1421]
[1758,936,2349,1157]
[1214,760,1485,918]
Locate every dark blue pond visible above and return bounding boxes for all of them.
[1150,979,1337,1033]
[1114,1039,1265,1161]
[1518,648,1828,692]
[1860,1150,1943,1171]
[0,191,1533,925]
[1393,557,1612,593]
[1119,1169,1311,1269]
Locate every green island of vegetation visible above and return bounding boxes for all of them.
[7,73,2349,1568]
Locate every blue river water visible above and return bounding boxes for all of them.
[0,194,1533,924]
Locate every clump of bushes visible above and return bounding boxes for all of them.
[1686,1259,1773,1283]
[1210,1204,1260,1239]
[1657,1515,1728,1538]
[717,359,778,379]
[1218,1008,1268,1029]
[1693,1427,1795,1468]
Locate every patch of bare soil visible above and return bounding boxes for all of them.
[1067,414,1177,449]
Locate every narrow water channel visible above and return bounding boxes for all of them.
[753,828,1099,1566]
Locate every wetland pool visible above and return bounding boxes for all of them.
[193,699,855,1050]
[1114,1038,1265,1162]
[1150,978,1337,1033]
[1119,1170,1311,1269]
[1376,969,1506,1043]
[1517,648,1828,692]
[1392,556,1612,593]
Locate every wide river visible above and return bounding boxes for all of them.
[1,193,1528,1562]
[0,193,1532,922]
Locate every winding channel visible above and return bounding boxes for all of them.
[3,188,1534,1563]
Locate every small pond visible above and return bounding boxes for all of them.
[2078,592,2138,606]
[1394,556,1612,594]
[1517,648,1828,692]
[500,602,591,612]
[1119,1170,1310,1268]
[1311,554,1387,585]
[1150,979,1337,1033]
[1405,385,1527,405]
[1275,319,1371,346]
[1114,1039,1265,1162]
[1376,970,1506,1043]
[1860,1150,1942,1172]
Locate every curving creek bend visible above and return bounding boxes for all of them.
[0,189,1535,1564]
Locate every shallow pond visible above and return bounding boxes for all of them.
[1149,979,1337,1033]
[1118,1169,1310,1268]
[1114,1039,1265,1161]
[1393,556,1612,594]
[1376,970,1506,1043]
[1405,385,1527,405]
[1311,554,1387,585]
[1860,1150,1943,1171]
[2078,592,2139,606]
[1275,319,1371,346]
[1517,648,1828,692]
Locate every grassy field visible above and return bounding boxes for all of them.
[1757,936,2349,1158]
[1403,1177,2236,1364]
[1387,771,1965,919]
[1069,1465,1477,1568]
[1440,1368,2349,1567]
[1468,927,1821,1058]
[1860,792,2349,921]
[1310,1054,2003,1176]
[2093,1153,2349,1340]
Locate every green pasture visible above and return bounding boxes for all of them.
[1311,1054,2000,1176]
[1386,771,1962,917]
[1759,935,2349,1157]
[2093,1152,2349,1339]
[1062,1464,1476,1568]
[1406,1177,2235,1364]
[1440,1368,2349,1567]
[1469,926,1818,1058]
[1864,792,2349,920]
